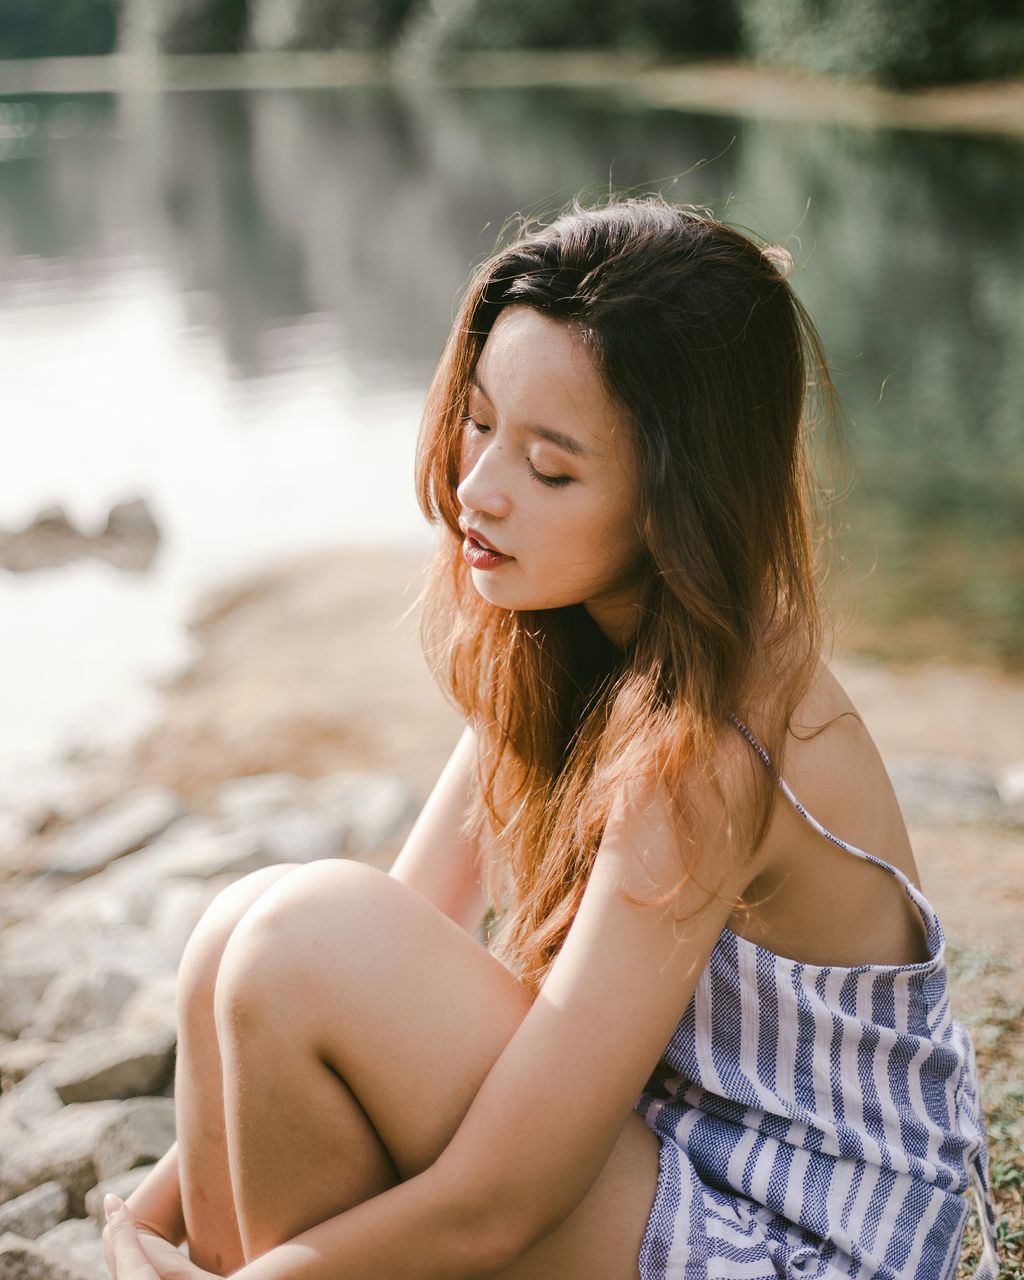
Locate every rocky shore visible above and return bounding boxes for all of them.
[0,763,418,1276]
[1,545,1021,1277]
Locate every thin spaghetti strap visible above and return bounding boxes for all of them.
[727,712,939,940]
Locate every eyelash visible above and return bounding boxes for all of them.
[461,417,572,489]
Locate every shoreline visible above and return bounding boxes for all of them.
[1,542,1020,804]
[8,543,1022,816]
[0,51,1021,139]
[121,545,1024,802]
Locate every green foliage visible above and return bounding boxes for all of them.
[0,0,118,58]
[397,0,739,63]
[249,0,418,51]
[156,0,248,54]
[738,0,1024,87]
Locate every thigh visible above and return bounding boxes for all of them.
[217,858,660,1280]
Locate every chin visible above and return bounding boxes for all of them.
[468,571,575,613]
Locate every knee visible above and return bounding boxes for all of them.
[176,862,304,1030]
[211,859,392,1026]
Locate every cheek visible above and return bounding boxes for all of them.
[545,501,636,578]
[592,482,640,546]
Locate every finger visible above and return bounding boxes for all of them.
[137,1231,215,1279]
[106,1206,157,1277]
[102,1224,118,1279]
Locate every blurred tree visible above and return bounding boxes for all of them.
[154,0,248,53]
[249,0,417,51]
[603,0,739,55]
[396,0,739,63]
[0,0,118,57]
[739,0,1024,86]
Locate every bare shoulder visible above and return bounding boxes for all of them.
[780,658,901,835]
[732,657,928,967]
[602,721,764,919]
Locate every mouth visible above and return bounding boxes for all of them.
[462,525,510,557]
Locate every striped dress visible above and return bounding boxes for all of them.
[632,714,1001,1280]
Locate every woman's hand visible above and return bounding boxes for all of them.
[103,1195,221,1280]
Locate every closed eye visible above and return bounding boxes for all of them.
[462,417,573,489]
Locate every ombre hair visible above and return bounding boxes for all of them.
[415,194,845,994]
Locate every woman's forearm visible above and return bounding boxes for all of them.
[231,1163,501,1280]
[125,1140,187,1248]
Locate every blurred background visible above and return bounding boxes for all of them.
[2,1,1023,800]
[0,4,1022,1272]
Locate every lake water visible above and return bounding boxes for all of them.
[1,71,1022,808]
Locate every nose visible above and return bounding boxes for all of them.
[456,440,512,520]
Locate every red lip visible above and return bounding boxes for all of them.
[463,525,510,557]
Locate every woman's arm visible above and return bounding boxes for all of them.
[387,724,487,936]
[123,1140,187,1246]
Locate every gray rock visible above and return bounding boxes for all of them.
[0,810,31,874]
[43,787,187,878]
[0,1070,63,1131]
[117,974,178,1038]
[0,1232,78,1280]
[36,1217,106,1280]
[27,506,76,535]
[886,755,1004,825]
[217,770,416,864]
[0,1040,55,1092]
[147,879,221,963]
[0,959,59,1039]
[92,1097,176,1184]
[0,923,86,974]
[26,873,140,934]
[0,1183,69,1241]
[131,822,274,882]
[215,772,304,825]
[307,772,417,857]
[0,1100,123,1214]
[83,1165,153,1228]
[50,1026,176,1104]
[254,808,349,863]
[33,844,219,947]
[26,967,140,1044]
[102,498,159,541]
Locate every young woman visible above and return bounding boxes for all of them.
[105,196,999,1280]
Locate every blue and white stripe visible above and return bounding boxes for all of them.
[632,714,1000,1280]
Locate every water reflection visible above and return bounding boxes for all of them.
[1,78,1021,789]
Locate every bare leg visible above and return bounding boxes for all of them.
[213,859,658,1277]
[174,863,307,1273]
[214,981,401,1258]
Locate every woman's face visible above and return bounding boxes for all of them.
[456,304,647,644]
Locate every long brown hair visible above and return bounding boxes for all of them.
[415,193,844,994]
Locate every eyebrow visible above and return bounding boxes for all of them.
[469,375,601,460]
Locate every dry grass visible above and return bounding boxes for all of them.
[950,943,1024,1277]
